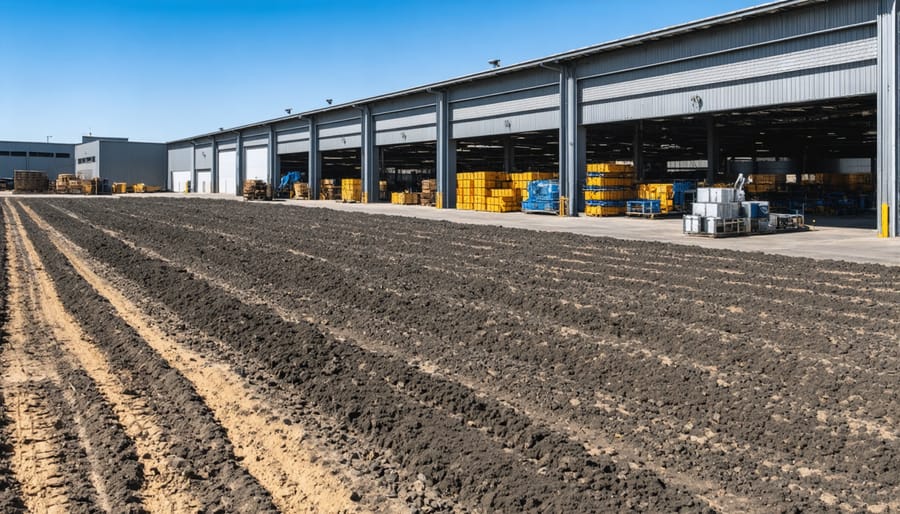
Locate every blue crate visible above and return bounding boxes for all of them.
[526,180,559,202]
[522,199,560,213]
[627,200,661,214]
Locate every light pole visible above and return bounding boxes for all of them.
[46,136,52,143]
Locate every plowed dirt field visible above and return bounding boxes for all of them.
[0,196,897,513]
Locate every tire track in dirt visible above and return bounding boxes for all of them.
[1,204,103,513]
[20,201,400,514]
[31,201,713,513]
[9,201,280,513]
[0,208,26,513]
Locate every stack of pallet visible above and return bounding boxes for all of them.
[636,183,675,213]
[320,179,340,200]
[14,170,49,193]
[420,179,437,206]
[456,171,511,211]
[242,179,269,200]
[828,173,874,192]
[293,182,310,199]
[584,163,635,217]
[111,182,127,194]
[391,192,420,205]
[55,173,75,193]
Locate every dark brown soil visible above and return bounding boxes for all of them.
[10,196,900,513]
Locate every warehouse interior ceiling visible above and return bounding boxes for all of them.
[456,131,558,173]
[380,142,435,193]
[320,148,361,179]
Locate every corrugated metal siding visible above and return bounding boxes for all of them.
[195,145,212,169]
[243,136,268,148]
[168,147,192,172]
[452,90,559,121]
[575,0,878,79]
[370,92,434,116]
[583,62,876,123]
[320,134,362,151]
[453,110,560,139]
[376,126,437,146]
[375,110,436,132]
[581,27,876,104]
[277,141,310,154]
[448,67,559,102]
[276,128,309,143]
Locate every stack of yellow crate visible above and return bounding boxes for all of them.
[584,163,635,217]
[111,182,127,194]
[341,178,362,202]
[637,183,674,213]
[456,171,511,211]
[487,188,520,212]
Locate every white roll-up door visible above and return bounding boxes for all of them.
[244,146,268,182]
[196,171,212,193]
[171,171,191,193]
[217,150,236,195]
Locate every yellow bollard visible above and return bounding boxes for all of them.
[436,192,443,209]
[881,203,890,238]
[559,196,568,216]
[362,192,368,204]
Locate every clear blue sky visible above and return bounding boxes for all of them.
[1,0,766,144]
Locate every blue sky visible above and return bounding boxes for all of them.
[1,0,765,143]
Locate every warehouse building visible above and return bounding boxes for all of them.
[0,141,75,180]
[168,0,900,237]
[75,137,167,187]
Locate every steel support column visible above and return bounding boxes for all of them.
[307,118,321,200]
[877,0,899,237]
[559,63,581,216]
[503,136,514,173]
[633,121,645,181]
[360,106,378,203]
[435,90,456,209]
[269,126,278,190]
[190,141,197,193]
[211,139,218,193]
[706,118,720,186]
[234,132,243,196]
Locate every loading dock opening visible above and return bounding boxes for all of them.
[584,97,877,226]
[456,131,558,173]
[380,142,435,199]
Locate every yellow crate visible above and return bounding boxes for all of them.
[584,205,626,217]
[584,189,629,201]
[111,182,127,194]
[586,177,633,187]
[587,163,634,173]
[490,188,517,198]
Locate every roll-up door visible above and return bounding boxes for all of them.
[244,146,268,181]
[196,171,212,193]
[171,171,191,193]
[217,149,237,195]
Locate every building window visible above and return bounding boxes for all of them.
[55,153,70,158]
[77,156,97,164]
[10,151,25,157]
[29,151,54,158]
[0,151,9,156]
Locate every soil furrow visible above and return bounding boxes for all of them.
[10,200,276,512]
[21,201,402,514]
[30,200,713,513]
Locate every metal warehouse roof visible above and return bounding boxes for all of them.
[169,0,826,145]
